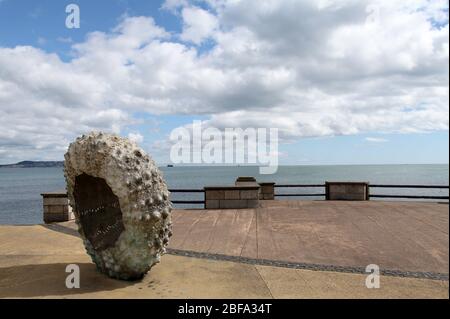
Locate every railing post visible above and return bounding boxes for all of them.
[259,182,275,200]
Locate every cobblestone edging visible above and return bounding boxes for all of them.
[166,248,449,281]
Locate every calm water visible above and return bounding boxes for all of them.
[0,164,448,225]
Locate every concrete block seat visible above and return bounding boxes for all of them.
[204,185,260,209]
[325,182,369,201]
[41,191,74,223]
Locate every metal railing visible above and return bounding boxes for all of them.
[274,184,326,198]
[273,184,449,201]
[369,184,449,200]
[169,183,449,205]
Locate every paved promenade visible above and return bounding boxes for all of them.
[0,200,448,298]
[170,200,449,275]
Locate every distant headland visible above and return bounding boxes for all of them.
[0,161,64,168]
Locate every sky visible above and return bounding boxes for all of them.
[0,0,448,165]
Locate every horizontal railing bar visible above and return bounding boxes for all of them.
[370,195,449,200]
[168,184,449,204]
[275,194,326,197]
[274,184,449,189]
[370,185,449,189]
[274,184,325,188]
[171,200,205,204]
[169,190,205,193]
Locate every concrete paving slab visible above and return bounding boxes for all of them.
[169,201,449,274]
[256,265,448,299]
[0,221,448,299]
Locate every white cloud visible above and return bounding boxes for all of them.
[365,137,388,143]
[180,6,219,44]
[128,132,144,144]
[162,0,189,11]
[0,0,448,163]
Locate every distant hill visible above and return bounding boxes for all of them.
[0,161,64,168]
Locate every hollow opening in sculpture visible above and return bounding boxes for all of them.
[73,173,125,252]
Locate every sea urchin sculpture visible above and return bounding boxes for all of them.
[64,132,172,280]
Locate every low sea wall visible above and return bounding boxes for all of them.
[325,182,369,201]
[204,185,260,209]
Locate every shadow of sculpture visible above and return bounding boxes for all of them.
[42,223,80,238]
[0,262,140,298]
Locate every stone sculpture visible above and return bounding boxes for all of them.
[64,132,172,280]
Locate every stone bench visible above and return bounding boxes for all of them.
[41,191,74,223]
[204,185,260,209]
[325,182,369,201]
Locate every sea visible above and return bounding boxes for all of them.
[0,164,448,225]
